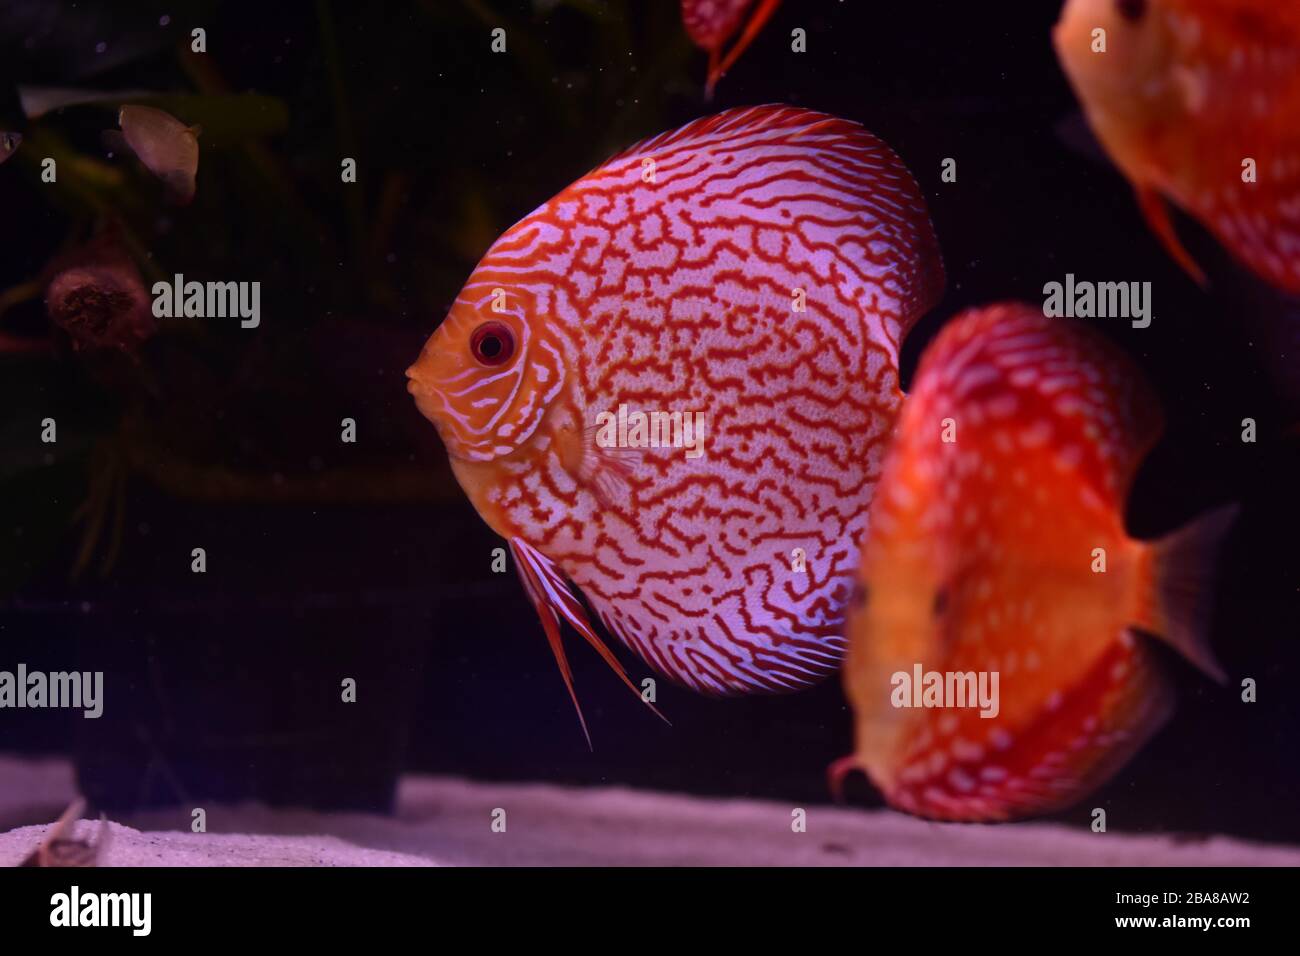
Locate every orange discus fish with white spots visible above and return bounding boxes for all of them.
[682,0,782,97]
[1055,0,1300,293]
[407,105,944,740]
[835,303,1234,821]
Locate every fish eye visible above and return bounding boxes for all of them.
[470,321,515,367]
[1115,0,1147,22]
[932,587,949,618]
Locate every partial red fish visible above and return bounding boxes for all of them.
[108,106,201,205]
[1055,0,1300,293]
[408,105,943,738]
[682,0,783,97]
[837,303,1233,821]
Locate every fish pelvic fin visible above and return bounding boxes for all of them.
[509,538,669,746]
[1136,186,1208,288]
[709,0,783,94]
[704,47,721,101]
[1136,504,1239,683]
[827,754,864,804]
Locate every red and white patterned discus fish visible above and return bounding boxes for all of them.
[408,105,944,740]
[681,0,782,97]
[836,303,1234,821]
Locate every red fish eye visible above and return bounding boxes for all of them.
[470,321,515,367]
[1116,0,1146,22]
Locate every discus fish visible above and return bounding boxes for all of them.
[408,105,944,740]
[682,0,782,97]
[835,303,1233,821]
[0,131,21,165]
[106,105,200,204]
[1054,0,1300,293]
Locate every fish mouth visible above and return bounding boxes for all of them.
[405,365,445,427]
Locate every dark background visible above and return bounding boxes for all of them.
[0,1,1296,841]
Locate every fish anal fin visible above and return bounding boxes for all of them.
[885,643,1175,822]
[1137,186,1208,287]
[509,538,668,743]
[1136,504,1238,683]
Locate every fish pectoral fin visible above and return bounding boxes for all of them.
[1137,503,1238,683]
[1136,186,1209,288]
[509,538,668,746]
[559,423,642,507]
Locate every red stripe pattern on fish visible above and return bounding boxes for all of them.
[408,105,943,736]
[836,303,1232,821]
[1055,0,1300,293]
[682,0,783,97]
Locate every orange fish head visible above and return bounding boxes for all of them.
[844,526,949,790]
[406,288,565,469]
[1054,0,1184,170]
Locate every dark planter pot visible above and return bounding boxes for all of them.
[58,500,439,814]
[71,595,431,814]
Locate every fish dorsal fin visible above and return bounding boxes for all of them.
[509,538,668,746]
[918,304,1165,504]
[586,105,945,358]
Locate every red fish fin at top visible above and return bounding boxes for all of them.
[708,0,782,95]
[509,538,669,746]
[1134,504,1238,683]
[1136,186,1208,288]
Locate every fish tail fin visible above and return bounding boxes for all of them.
[1136,186,1209,288]
[710,0,782,93]
[510,538,669,746]
[1137,504,1238,682]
